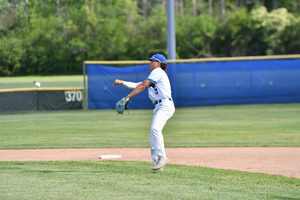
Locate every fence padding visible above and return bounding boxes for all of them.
[0,88,83,112]
[87,58,300,109]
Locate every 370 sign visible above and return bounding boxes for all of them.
[64,91,83,102]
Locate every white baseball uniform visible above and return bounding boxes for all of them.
[122,67,175,165]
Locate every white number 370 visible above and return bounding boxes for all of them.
[64,91,83,102]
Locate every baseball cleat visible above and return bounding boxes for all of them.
[152,156,169,170]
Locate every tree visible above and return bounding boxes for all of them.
[280,17,300,54]
[55,0,60,16]
[251,6,296,54]
[212,8,260,57]
[177,14,217,58]
[0,0,299,76]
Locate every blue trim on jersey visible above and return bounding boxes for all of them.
[147,78,157,84]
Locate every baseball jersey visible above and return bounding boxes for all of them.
[147,67,172,103]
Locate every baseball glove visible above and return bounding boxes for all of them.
[116,97,129,114]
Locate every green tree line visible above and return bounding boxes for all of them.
[0,0,299,76]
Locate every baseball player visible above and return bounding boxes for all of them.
[113,54,175,171]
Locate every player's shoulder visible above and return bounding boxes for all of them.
[150,67,165,75]
[148,68,167,82]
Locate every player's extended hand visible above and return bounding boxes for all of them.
[116,97,129,114]
[113,79,124,86]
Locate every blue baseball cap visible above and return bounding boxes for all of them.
[148,54,167,64]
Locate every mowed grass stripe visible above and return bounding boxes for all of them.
[0,103,300,148]
[0,161,299,200]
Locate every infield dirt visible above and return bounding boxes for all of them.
[0,147,299,179]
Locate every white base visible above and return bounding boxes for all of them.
[98,155,122,159]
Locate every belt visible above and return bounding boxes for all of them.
[154,98,172,105]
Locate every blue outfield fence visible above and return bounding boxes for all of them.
[86,58,300,109]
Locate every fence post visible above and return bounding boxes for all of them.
[83,61,87,111]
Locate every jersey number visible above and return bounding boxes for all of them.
[152,85,159,94]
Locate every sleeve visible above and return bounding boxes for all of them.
[147,69,161,85]
[122,81,142,89]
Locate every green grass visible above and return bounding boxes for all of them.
[0,75,83,89]
[1,75,300,199]
[0,161,299,200]
[1,103,300,148]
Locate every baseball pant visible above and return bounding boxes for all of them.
[150,100,175,165]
